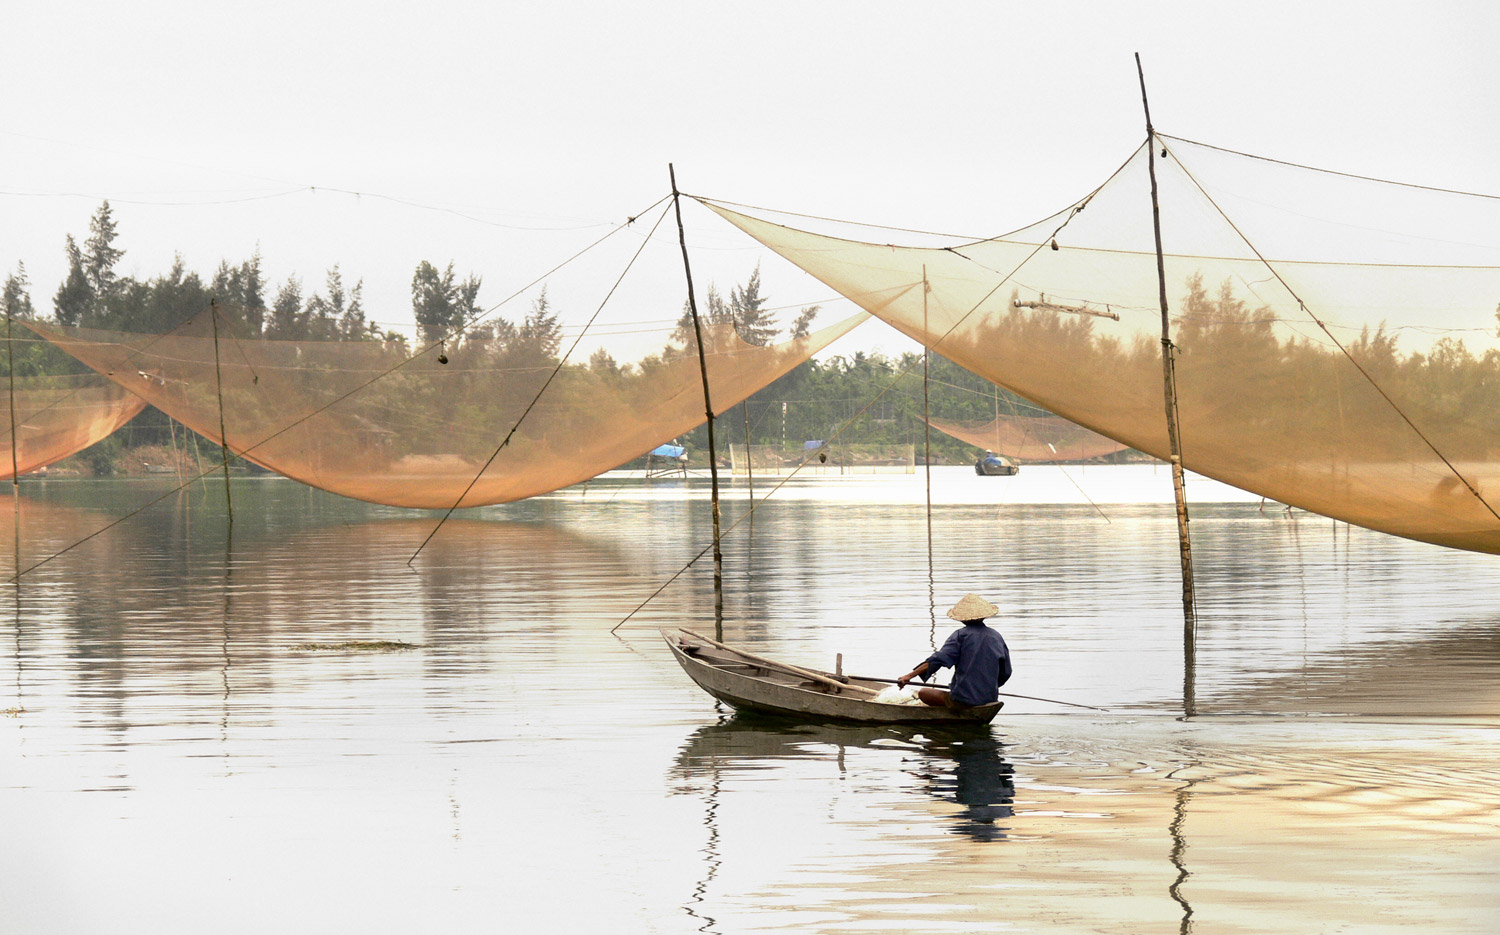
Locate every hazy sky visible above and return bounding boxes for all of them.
[3,1,1498,356]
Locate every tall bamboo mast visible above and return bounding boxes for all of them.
[209,301,234,527]
[922,267,934,601]
[7,307,18,508]
[743,401,754,503]
[669,165,724,639]
[1135,53,1197,714]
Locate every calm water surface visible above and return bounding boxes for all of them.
[2,467,1498,933]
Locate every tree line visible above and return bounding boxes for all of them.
[1,201,1048,471]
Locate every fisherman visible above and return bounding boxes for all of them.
[896,593,1013,708]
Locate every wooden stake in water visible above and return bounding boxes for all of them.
[1137,52,1197,716]
[922,266,935,627]
[7,309,16,596]
[669,165,723,640]
[209,302,234,526]
[743,401,754,504]
[6,309,18,512]
[168,416,184,485]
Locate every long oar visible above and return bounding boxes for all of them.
[851,675,1110,712]
[678,629,881,698]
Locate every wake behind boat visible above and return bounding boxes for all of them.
[664,628,1003,725]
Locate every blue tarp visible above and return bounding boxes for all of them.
[650,444,686,459]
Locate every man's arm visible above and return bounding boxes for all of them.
[899,630,963,687]
[896,661,931,688]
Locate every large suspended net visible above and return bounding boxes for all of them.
[0,374,146,479]
[27,309,865,509]
[928,413,1127,463]
[704,137,1500,554]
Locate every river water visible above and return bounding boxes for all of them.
[2,466,1498,933]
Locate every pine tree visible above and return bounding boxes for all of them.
[729,264,778,346]
[588,347,621,376]
[454,272,482,326]
[83,200,125,302]
[2,263,36,321]
[53,235,93,327]
[790,304,820,339]
[266,276,305,339]
[411,260,457,344]
[674,284,734,349]
[515,287,561,360]
[412,260,483,345]
[338,278,369,340]
[212,251,267,335]
[137,254,211,332]
[305,265,355,340]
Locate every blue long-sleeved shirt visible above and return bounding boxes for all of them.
[919,622,1012,707]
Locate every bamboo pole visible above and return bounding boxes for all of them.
[6,309,18,509]
[669,165,724,640]
[850,675,1111,711]
[209,302,234,526]
[190,432,207,492]
[743,401,754,503]
[7,310,16,599]
[922,266,934,612]
[167,416,184,486]
[1136,53,1197,716]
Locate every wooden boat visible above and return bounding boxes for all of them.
[974,454,1019,476]
[664,627,1003,725]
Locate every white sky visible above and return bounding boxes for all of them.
[3,1,1499,358]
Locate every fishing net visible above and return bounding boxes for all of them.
[26,309,865,509]
[0,375,146,479]
[705,137,1500,554]
[928,413,1127,462]
[872,685,923,705]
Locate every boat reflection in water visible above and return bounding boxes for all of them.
[673,713,1017,843]
[911,732,1016,842]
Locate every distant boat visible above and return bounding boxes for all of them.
[646,441,689,477]
[974,452,1019,476]
[664,627,1002,725]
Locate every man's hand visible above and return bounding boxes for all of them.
[896,665,924,689]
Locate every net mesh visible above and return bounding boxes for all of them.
[27,310,865,509]
[928,414,1127,462]
[0,375,146,479]
[706,138,1500,554]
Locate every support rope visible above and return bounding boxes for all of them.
[1164,137,1500,526]
[1159,133,1500,201]
[407,200,673,565]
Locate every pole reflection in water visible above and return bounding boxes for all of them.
[11,498,19,717]
[9,501,20,727]
[683,763,722,935]
[220,521,233,769]
[1165,763,1200,935]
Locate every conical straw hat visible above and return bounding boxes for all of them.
[947,593,998,621]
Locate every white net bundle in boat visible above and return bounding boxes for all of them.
[873,685,924,705]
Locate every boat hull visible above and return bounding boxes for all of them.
[664,629,1002,725]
